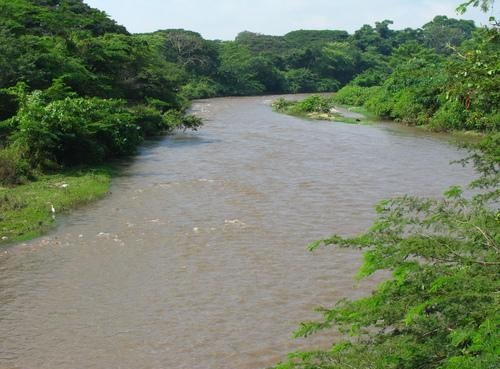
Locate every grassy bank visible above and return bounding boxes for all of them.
[272,95,375,124]
[0,167,113,245]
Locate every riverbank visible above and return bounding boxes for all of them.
[272,95,487,143]
[0,102,202,247]
[0,167,113,245]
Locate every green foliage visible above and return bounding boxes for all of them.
[0,0,127,37]
[272,95,333,117]
[315,79,341,93]
[444,28,499,132]
[236,31,289,54]
[272,137,500,369]
[350,67,389,87]
[284,30,350,48]
[0,0,495,190]
[3,89,200,174]
[277,22,496,133]
[430,99,469,131]
[2,0,488,111]
[293,95,332,113]
[283,69,319,93]
[369,48,446,124]
[360,27,498,131]
[457,0,495,14]
[180,78,221,100]
[333,85,380,106]
[0,0,204,186]
[422,16,476,54]
[272,98,296,112]
[130,105,166,137]
[216,42,266,95]
[163,110,203,131]
[10,93,142,167]
[320,42,362,84]
[0,145,32,186]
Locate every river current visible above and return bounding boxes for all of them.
[0,95,475,369]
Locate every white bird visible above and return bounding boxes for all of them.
[50,204,56,220]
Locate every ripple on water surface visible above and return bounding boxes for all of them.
[0,95,475,369]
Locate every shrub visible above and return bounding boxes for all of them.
[333,85,380,106]
[390,89,426,123]
[272,98,295,112]
[293,95,332,113]
[163,110,203,131]
[365,87,395,117]
[0,146,32,186]
[132,105,165,137]
[10,92,142,167]
[430,99,468,131]
[180,78,220,100]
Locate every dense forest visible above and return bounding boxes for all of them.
[277,21,499,132]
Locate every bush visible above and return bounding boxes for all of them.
[132,105,166,137]
[333,85,380,106]
[180,78,221,100]
[163,110,203,131]
[10,92,142,167]
[430,99,468,131]
[0,146,32,186]
[292,95,332,113]
[390,89,427,124]
[272,98,295,112]
[364,87,395,117]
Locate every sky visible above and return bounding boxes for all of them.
[84,0,497,40]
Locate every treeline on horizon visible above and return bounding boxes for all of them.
[0,0,498,186]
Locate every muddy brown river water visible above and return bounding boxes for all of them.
[0,95,476,369]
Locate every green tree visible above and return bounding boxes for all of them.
[320,42,362,84]
[438,28,500,131]
[457,0,495,13]
[216,42,265,95]
[422,16,476,54]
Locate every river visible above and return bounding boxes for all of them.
[0,95,476,369]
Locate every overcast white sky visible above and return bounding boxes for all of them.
[85,0,497,40]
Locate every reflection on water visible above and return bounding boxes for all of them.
[0,95,475,369]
